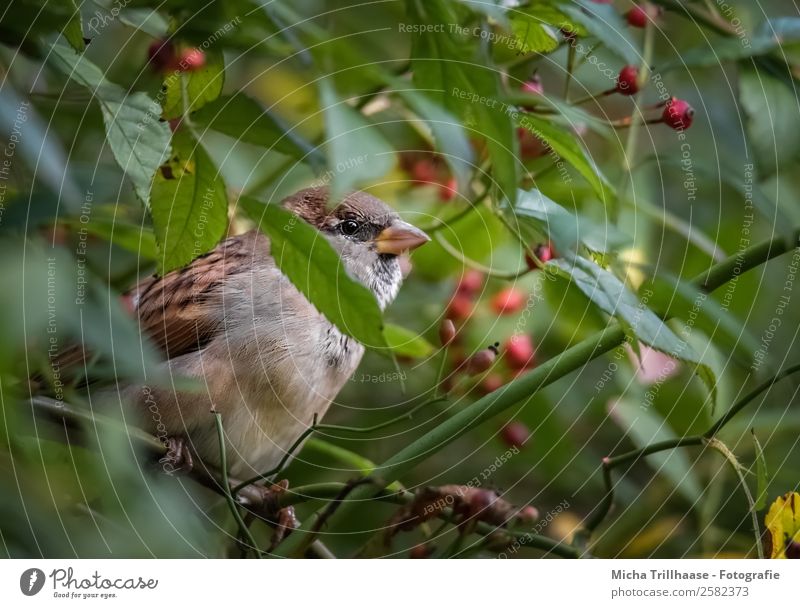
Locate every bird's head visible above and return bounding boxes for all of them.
[282,187,429,308]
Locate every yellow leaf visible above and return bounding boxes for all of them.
[764,492,800,558]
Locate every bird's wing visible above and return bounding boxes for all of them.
[129,231,261,359]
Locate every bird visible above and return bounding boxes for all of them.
[108,186,429,480]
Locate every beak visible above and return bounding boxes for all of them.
[375,221,430,255]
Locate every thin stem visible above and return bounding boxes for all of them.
[570,88,616,107]
[564,43,577,101]
[419,185,490,235]
[315,397,447,435]
[213,412,263,558]
[705,437,764,559]
[434,232,529,280]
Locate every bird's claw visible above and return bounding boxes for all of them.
[159,436,194,476]
[256,479,299,551]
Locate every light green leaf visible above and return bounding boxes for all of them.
[551,255,717,402]
[383,324,434,358]
[49,42,171,206]
[191,93,323,168]
[119,8,169,37]
[150,129,228,273]
[510,16,559,54]
[161,48,225,120]
[518,113,612,200]
[239,196,387,350]
[608,397,703,505]
[751,430,769,510]
[319,79,395,201]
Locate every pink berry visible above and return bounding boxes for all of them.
[467,348,497,376]
[501,421,530,449]
[662,97,695,130]
[179,48,205,71]
[525,242,556,270]
[411,159,437,184]
[491,287,526,315]
[616,65,640,95]
[504,335,535,370]
[456,270,484,297]
[446,294,473,321]
[521,77,543,96]
[439,319,456,346]
[517,127,546,159]
[439,176,457,201]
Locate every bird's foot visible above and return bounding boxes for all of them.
[256,479,299,551]
[159,436,194,476]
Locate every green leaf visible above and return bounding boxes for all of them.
[510,16,560,54]
[191,93,324,168]
[383,323,434,358]
[550,255,717,403]
[319,79,395,201]
[150,129,228,273]
[518,113,612,200]
[239,196,387,350]
[395,87,474,193]
[62,0,85,52]
[161,48,225,120]
[559,0,639,64]
[409,0,517,204]
[48,42,171,206]
[751,430,769,510]
[119,8,169,37]
[739,66,800,177]
[608,397,703,505]
[521,2,587,37]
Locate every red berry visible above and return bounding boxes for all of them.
[504,335,535,370]
[616,65,640,96]
[438,176,457,201]
[516,505,539,522]
[491,287,526,315]
[501,421,530,449]
[662,97,695,130]
[411,159,438,184]
[409,544,432,558]
[446,294,473,321]
[517,127,546,159]
[525,242,555,270]
[179,48,205,71]
[456,270,484,297]
[439,319,456,346]
[479,373,505,394]
[147,39,178,72]
[467,348,497,376]
[626,5,648,28]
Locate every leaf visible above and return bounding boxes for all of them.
[149,129,228,273]
[409,0,517,204]
[48,42,171,206]
[608,397,703,505]
[510,16,560,54]
[383,324,434,358]
[191,93,323,168]
[239,196,387,349]
[62,0,85,52]
[518,113,612,200]
[161,48,225,120]
[751,430,769,511]
[559,0,639,64]
[764,492,800,558]
[60,217,158,260]
[119,8,169,37]
[739,66,800,177]
[319,79,395,201]
[550,255,717,403]
[522,2,588,37]
[395,87,474,193]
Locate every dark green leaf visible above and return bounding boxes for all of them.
[62,0,85,52]
[49,42,171,206]
[150,129,228,273]
[239,196,387,349]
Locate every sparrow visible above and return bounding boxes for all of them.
[112,186,429,479]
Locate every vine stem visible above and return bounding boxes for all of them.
[213,411,263,558]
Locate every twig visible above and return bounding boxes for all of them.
[212,411,263,558]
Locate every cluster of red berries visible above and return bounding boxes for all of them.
[147,39,206,74]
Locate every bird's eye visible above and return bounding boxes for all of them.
[339,220,360,236]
